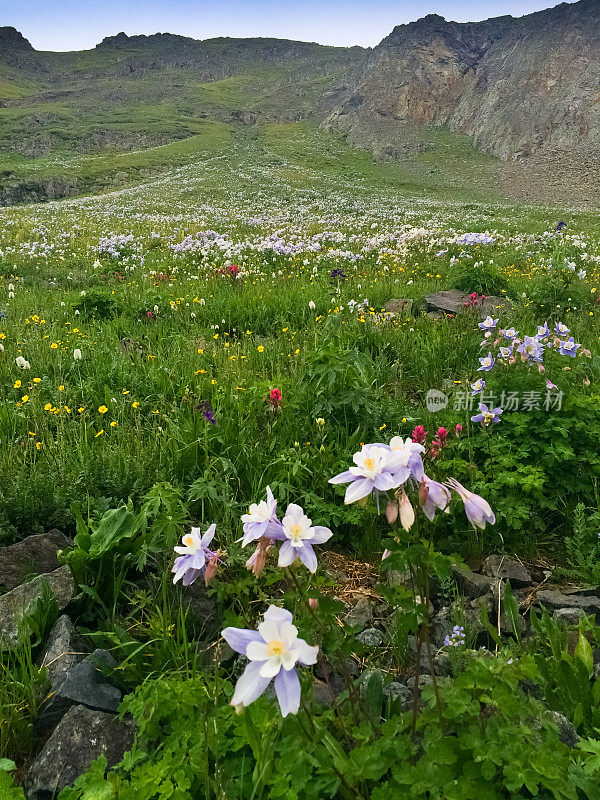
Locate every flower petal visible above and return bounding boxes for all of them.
[263,606,294,624]
[310,526,333,544]
[278,539,297,567]
[344,478,373,505]
[231,661,271,707]
[298,543,318,573]
[274,668,300,717]
[294,638,319,666]
[221,627,263,655]
[328,470,355,485]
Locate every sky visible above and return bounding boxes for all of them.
[2,0,577,51]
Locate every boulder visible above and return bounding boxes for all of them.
[482,555,532,588]
[452,563,494,598]
[38,614,88,685]
[38,648,121,731]
[384,298,413,316]
[346,596,373,627]
[356,627,383,647]
[181,580,219,636]
[425,289,507,316]
[536,590,600,614]
[553,607,586,625]
[0,530,71,590]
[24,705,135,799]
[0,566,74,650]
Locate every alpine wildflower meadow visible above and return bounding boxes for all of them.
[2,130,600,800]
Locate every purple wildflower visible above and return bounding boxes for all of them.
[558,337,580,357]
[222,605,318,717]
[471,403,503,426]
[477,352,495,371]
[172,524,219,586]
[446,478,495,529]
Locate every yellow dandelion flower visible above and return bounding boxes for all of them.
[13,380,21,389]
[98,405,108,414]
[257,345,265,353]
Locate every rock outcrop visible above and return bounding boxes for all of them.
[327,0,600,165]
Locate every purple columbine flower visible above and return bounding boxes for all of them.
[545,379,558,389]
[537,323,550,339]
[420,476,451,521]
[558,337,581,357]
[477,352,495,371]
[277,503,332,573]
[555,321,570,335]
[471,378,485,395]
[446,478,495,530]
[498,345,513,359]
[240,486,280,546]
[329,444,398,504]
[478,316,498,331]
[172,524,219,586]
[502,327,518,341]
[517,336,544,363]
[471,403,503,426]
[222,605,318,717]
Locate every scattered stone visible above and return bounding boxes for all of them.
[404,674,435,691]
[0,530,71,590]
[536,590,600,614]
[0,566,74,650]
[312,678,338,707]
[548,711,580,748]
[38,648,121,732]
[25,705,136,799]
[425,290,507,317]
[346,597,373,627]
[452,563,494,598]
[384,682,412,707]
[181,580,219,635]
[38,615,88,686]
[553,607,586,625]
[482,555,532,587]
[356,627,383,647]
[384,298,413,316]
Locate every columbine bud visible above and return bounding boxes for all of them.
[419,480,429,507]
[386,500,398,524]
[308,598,319,609]
[399,490,415,532]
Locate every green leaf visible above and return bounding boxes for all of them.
[574,633,594,676]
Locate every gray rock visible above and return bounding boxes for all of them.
[0,566,74,650]
[424,290,507,317]
[58,649,121,712]
[384,298,413,316]
[553,607,586,625]
[346,597,373,627]
[384,682,412,707]
[312,678,338,707]
[537,590,600,614]
[548,711,579,748]
[182,580,219,636]
[356,627,383,647]
[482,555,532,588]
[36,616,91,731]
[25,705,135,799]
[0,530,71,590]
[38,615,88,686]
[452,563,494,598]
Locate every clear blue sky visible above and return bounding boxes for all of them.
[3,0,576,50]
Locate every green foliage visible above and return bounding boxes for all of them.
[74,291,120,320]
[529,609,600,737]
[57,654,600,800]
[449,259,510,296]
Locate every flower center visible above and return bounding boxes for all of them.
[363,457,375,470]
[184,535,195,547]
[289,523,303,538]
[267,640,284,656]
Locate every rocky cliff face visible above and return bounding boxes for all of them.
[327,0,600,162]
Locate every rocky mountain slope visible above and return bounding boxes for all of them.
[326,0,600,165]
[0,0,599,206]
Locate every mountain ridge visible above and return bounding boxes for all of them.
[0,1,599,207]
